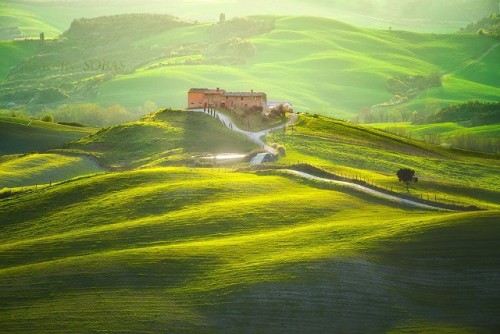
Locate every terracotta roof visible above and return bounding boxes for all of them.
[225,92,266,97]
[189,88,225,94]
[188,88,266,97]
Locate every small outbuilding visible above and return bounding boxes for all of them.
[249,153,275,165]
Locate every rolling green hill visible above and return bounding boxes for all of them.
[67,109,257,169]
[0,166,498,333]
[1,14,498,122]
[0,116,97,154]
[0,41,37,80]
[368,122,500,153]
[271,114,500,209]
[0,2,61,38]
[1,109,499,332]
[93,16,500,119]
[0,153,102,188]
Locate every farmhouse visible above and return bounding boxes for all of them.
[188,88,267,112]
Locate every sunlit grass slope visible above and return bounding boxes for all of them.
[0,2,61,38]
[272,114,500,209]
[68,109,256,169]
[367,122,500,154]
[0,41,37,80]
[0,116,97,154]
[97,16,498,118]
[0,167,498,332]
[0,153,102,188]
[369,122,500,139]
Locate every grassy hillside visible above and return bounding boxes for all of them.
[4,0,494,35]
[367,122,500,154]
[2,14,498,122]
[96,16,499,119]
[0,167,498,332]
[0,2,61,38]
[67,109,257,169]
[0,41,37,80]
[0,107,499,332]
[0,116,97,154]
[270,114,500,209]
[0,153,102,188]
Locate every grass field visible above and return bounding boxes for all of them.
[271,114,500,209]
[366,122,500,154]
[0,167,498,332]
[0,153,103,188]
[0,116,97,154]
[0,109,499,332]
[368,122,500,140]
[1,5,499,330]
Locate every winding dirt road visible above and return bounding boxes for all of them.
[190,108,453,211]
[283,170,450,211]
[192,108,298,154]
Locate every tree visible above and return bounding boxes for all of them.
[397,168,418,191]
[41,114,53,122]
[219,13,226,23]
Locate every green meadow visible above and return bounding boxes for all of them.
[368,122,500,140]
[271,114,500,209]
[1,9,498,124]
[0,153,102,188]
[0,108,499,332]
[0,166,498,332]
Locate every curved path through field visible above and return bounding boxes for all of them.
[192,108,298,154]
[283,170,450,211]
[190,108,451,211]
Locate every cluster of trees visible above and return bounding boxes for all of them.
[462,13,500,38]
[386,73,442,100]
[39,103,136,127]
[449,134,499,154]
[63,14,190,45]
[353,107,422,124]
[426,101,500,126]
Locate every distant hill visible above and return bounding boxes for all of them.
[462,13,500,38]
[2,14,499,122]
[305,0,499,21]
[0,115,96,154]
[426,101,500,126]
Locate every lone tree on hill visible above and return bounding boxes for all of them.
[397,168,418,191]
